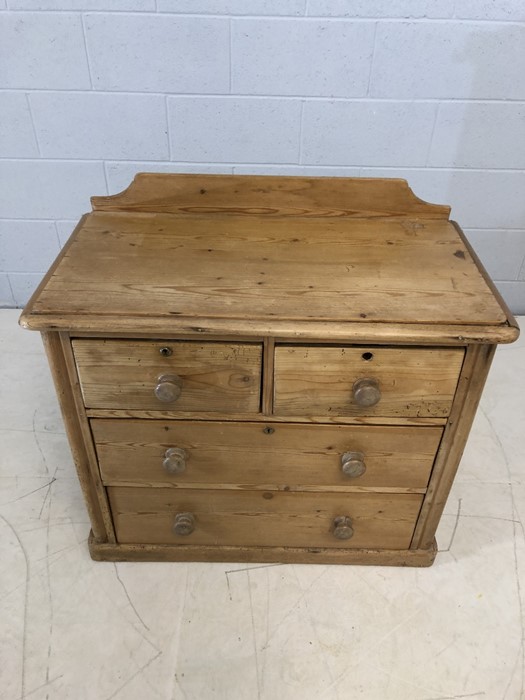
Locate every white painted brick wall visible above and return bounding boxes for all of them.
[1,1,524,313]
[168,97,302,162]
[231,20,376,96]
[30,92,170,159]
[370,22,525,99]
[301,101,437,165]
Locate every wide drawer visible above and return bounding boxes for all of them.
[274,345,464,417]
[72,339,262,412]
[92,419,442,490]
[108,487,423,549]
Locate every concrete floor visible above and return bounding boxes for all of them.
[1,308,524,700]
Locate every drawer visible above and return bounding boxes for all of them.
[108,487,423,549]
[72,339,262,412]
[274,345,464,417]
[92,419,442,490]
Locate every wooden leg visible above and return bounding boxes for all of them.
[411,343,496,550]
[41,332,115,543]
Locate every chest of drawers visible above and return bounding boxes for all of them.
[20,174,519,566]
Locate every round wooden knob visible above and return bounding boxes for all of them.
[163,447,188,474]
[154,374,182,403]
[352,377,381,407]
[173,512,195,536]
[341,451,366,478]
[333,515,354,540]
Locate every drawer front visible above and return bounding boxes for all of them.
[93,419,442,490]
[72,339,262,412]
[108,487,423,549]
[274,345,464,417]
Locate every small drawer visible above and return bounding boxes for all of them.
[72,339,262,412]
[92,419,442,490]
[274,345,464,418]
[108,487,423,549]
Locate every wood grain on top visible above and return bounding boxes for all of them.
[91,173,451,219]
[20,174,515,339]
[24,211,506,324]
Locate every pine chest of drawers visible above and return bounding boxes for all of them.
[20,174,519,566]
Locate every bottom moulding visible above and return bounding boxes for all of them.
[88,531,437,567]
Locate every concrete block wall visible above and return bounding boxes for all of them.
[1,1,524,312]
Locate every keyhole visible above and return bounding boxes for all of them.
[159,346,173,357]
[362,352,373,361]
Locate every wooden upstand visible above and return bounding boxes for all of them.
[20,174,519,566]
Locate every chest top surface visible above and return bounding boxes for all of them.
[20,173,518,344]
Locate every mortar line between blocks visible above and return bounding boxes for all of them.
[298,101,305,165]
[102,162,110,194]
[53,221,62,250]
[493,279,525,283]
[464,227,525,232]
[80,14,94,90]
[1,218,77,223]
[229,18,233,94]
[25,93,42,157]
[3,90,525,105]
[1,158,525,174]
[516,257,525,281]
[425,103,441,166]
[165,97,172,160]
[3,10,525,24]
[366,22,378,96]
[6,274,15,306]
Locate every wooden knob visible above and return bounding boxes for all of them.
[154,374,182,403]
[352,377,381,407]
[341,451,366,478]
[163,447,188,474]
[332,515,354,540]
[173,512,195,536]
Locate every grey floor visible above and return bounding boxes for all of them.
[1,308,524,700]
